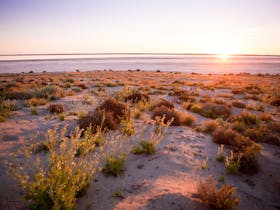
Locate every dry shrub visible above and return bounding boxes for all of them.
[212,127,238,145]
[232,112,258,126]
[238,145,260,174]
[152,106,181,126]
[270,98,280,106]
[25,98,48,107]
[47,103,65,114]
[204,120,219,133]
[245,127,280,146]
[182,113,196,126]
[231,100,246,108]
[151,98,174,110]
[196,178,240,210]
[79,110,117,132]
[97,98,129,123]
[5,91,35,100]
[231,89,243,94]
[125,92,150,103]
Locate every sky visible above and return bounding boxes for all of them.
[0,0,280,55]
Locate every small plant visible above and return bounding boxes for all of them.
[216,144,225,162]
[132,141,156,155]
[218,175,225,182]
[120,116,135,136]
[196,178,240,210]
[102,153,127,176]
[59,113,66,121]
[201,158,208,169]
[114,191,124,199]
[31,106,38,115]
[225,151,241,174]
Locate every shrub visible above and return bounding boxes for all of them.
[201,103,231,119]
[5,91,34,100]
[231,121,246,133]
[25,98,48,107]
[238,146,260,174]
[204,120,219,133]
[212,128,238,145]
[233,112,258,126]
[196,178,240,210]
[102,153,127,176]
[132,141,156,155]
[231,89,243,94]
[270,98,280,106]
[125,92,150,103]
[245,126,280,146]
[182,113,196,126]
[152,106,181,126]
[6,126,102,209]
[97,98,129,123]
[231,100,246,108]
[190,103,202,113]
[47,103,65,114]
[36,85,64,100]
[151,98,174,110]
[79,110,117,133]
[0,97,16,117]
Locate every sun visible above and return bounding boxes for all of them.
[219,53,229,60]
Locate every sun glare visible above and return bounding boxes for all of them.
[219,53,229,60]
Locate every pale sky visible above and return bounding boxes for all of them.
[0,0,280,55]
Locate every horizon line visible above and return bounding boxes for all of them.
[0,52,280,57]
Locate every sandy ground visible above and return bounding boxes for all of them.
[0,71,279,210]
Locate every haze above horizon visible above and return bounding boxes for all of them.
[1,0,280,55]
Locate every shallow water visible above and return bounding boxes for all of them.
[0,54,279,74]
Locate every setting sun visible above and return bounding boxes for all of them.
[219,53,230,60]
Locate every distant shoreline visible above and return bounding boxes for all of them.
[1,53,280,57]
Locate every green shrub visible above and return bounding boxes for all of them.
[6,126,102,209]
[36,85,64,100]
[102,153,127,176]
[31,107,39,115]
[132,141,156,155]
[59,113,66,121]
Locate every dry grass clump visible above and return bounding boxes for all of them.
[204,120,219,133]
[47,103,65,114]
[196,178,240,210]
[25,98,48,107]
[150,98,174,110]
[191,103,231,119]
[125,92,150,103]
[231,100,246,108]
[0,97,17,121]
